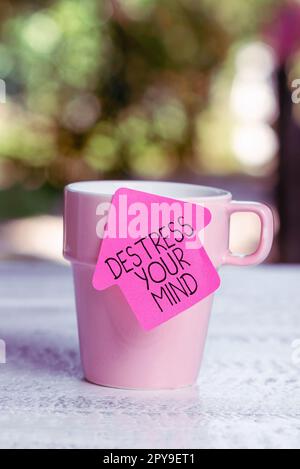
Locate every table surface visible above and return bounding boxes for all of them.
[0,261,299,449]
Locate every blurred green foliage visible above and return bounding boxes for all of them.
[0,0,279,216]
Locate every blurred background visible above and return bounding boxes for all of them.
[0,0,300,264]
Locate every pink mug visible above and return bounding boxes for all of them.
[63,181,274,389]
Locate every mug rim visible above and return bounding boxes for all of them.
[66,180,232,201]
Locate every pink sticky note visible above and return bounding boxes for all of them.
[93,188,220,330]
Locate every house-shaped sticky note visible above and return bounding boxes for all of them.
[93,188,220,330]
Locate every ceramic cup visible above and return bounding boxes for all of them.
[63,181,274,389]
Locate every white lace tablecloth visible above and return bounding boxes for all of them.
[0,262,299,449]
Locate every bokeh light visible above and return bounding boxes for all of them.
[232,123,278,169]
[0,0,282,217]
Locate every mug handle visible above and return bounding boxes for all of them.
[223,201,274,266]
